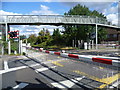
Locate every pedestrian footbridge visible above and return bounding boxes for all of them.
[0,15,119,29]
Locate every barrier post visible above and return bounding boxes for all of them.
[84,42,87,50]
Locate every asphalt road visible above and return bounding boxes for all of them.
[2,50,120,89]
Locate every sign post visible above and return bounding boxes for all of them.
[8,40,11,55]
[8,30,19,54]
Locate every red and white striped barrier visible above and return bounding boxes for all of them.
[29,47,120,67]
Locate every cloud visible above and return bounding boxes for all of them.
[0,10,21,22]
[40,5,49,10]
[30,4,59,15]
[102,3,118,15]
[10,25,64,37]
[107,13,118,25]
[0,10,21,15]
[101,2,118,25]
[43,0,52,2]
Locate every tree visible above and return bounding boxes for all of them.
[37,28,51,44]
[52,28,63,45]
[63,4,107,46]
[27,34,37,45]
[32,28,52,48]
[38,28,46,36]
[20,35,26,40]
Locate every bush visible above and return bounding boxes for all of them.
[11,42,18,53]
[32,42,47,48]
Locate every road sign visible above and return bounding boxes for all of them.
[8,30,19,39]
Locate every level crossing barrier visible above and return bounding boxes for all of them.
[26,47,120,67]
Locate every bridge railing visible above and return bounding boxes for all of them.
[1,15,110,25]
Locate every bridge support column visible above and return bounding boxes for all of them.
[95,24,98,49]
[5,23,8,41]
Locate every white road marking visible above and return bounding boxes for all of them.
[109,80,120,88]
[35,66,57,73]
[13,83,28,89]
[51,76,85,88]
[4,61,9,70]
[0,63,40,74]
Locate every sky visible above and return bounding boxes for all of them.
[0,0,119,37]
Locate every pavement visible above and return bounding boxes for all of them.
[0,55,20,70]
[0,57,3,70]
[1,49,120,89]
[66,49,120,56]
[65,48,120,58]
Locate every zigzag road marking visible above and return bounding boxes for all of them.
[73,70,120,89]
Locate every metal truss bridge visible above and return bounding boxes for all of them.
[0,15,119,29]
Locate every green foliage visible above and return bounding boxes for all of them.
[27,34,37,45]
[20,35,26,40]
[98,27,107,43]
[32,41,47,48]
[63,4,107,46]
[31,28,52,48]
[31,28,65,49]
[11,41,18,52]
[52,28,63,45]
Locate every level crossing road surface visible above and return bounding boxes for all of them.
[3,50,120,89]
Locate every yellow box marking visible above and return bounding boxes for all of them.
[57,56,61,58]
[51,61,64,67]
[17,58,23,60]
[47,60,64,67]
[98,73,120,88]
[47,59,52,61]
[99,67,104,69]
[73,70,120,89]
[98,84,108,89]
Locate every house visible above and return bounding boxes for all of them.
[104,28,120,44]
